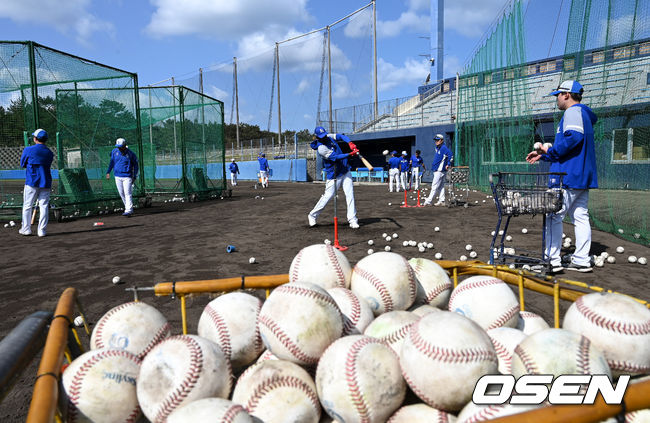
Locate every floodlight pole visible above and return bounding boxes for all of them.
[327,26,333,132]
[373,0,378,120]
[276,43,282,146]
[234,57,240,149]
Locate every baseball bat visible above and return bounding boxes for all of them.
[357,153,374,171]
[31,207,37,225]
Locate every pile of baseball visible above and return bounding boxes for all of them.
[63,244,650,423]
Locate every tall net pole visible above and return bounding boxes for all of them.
[233,57,240,149]
[328,26,333,132]
[373,0,378,120]
[276,43,282,145]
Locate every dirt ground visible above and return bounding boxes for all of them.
[1,181,648,421]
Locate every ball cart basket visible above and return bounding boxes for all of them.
[489,171,565,274]
[445,166,470,208]
[7,265,650,422]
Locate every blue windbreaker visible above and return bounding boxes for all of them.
[229,162,239,173]
[310,133,351,179]
[106,147,138,178]
[20,144,54,188]
[541,104,598,189]
[399,157,410,172]
[388,156,401,169]
[258,157,269,171]
[431,144,453,172]
[411,155,424,169]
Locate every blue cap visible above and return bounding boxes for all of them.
[32,129,48,141]
[115,138,127,147]
[391,150,397,156]
[314,126,327,139]
[549,80,584,96]
[434,134,444,140]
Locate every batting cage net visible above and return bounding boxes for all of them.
[455,0,650,245]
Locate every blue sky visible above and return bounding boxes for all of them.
[1,0,515,130]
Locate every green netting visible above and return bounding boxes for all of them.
[456,0,650,245]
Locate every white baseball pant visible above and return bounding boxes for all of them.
[309,171,358,225]
[388,168,400,192]
[545,188,591,267]
[230,172,238,186]
[260,170,268,187]
[21,185,50,236]
[399,171,408,191]
[412,168,422,190]
[115,176,134,213]
[425,171,447,204]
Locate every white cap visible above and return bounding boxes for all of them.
[402,151,407,156]
[115,138,127,147]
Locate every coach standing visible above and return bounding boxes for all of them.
[308,126,360,229]
[258,153,270,188]
[19,129,54,237]
[229,158,240,187]
[526,80,597,273]
[424,134,453,206]
[106,137,139,217]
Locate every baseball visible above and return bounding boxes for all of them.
[506,235,512,242]
[409,240,417,246]
[427,243,433,249]
[564,237,572,245]
[384,245,391,251]
[233,360,320,422]
[324,239,331,245]
[595,258,605,267]
[418,246,425,252]
[73,315,84,327]
[197,292,263,370]
[563,292,650,377]
[491,231,495,236]
[600,251,609,259]
[137,335,232,422]
[511,328,611,378]
[639,257,647,265]
[634,233,641,239]
[618,228,624,234]
[90,302,170,359]
[327,287,374,336]
[9,220,15,227]
[459,255,467,261]
[316,335,406,422]
[486,327,527,374]
[628,255,638,263]
[533,141,542,150]
[521,228,528,234]
[167,398,253,423]
[289,244,352,289]
[434,226,440,232]
[543,142,552,149]
[364,310,419,354]
[112,276,121,284]
[465,244,472,251]
[388,404,455,422]
[367,249,374,255]
[448,275,519,330]
[400,311,498,411]
[499,230,504,235]
[402,241,409,247]
[367,239,374,245]
[469,251,477,258]
[434,252,442,259]
[350,252,417,316]
[249,257,256,264]
[386,236,392,242]
[457,402,539,423]
[388,202,392,206]
[607,255,616,263]
[382,233,388,238]
[62,349,142,423]
[515,310,550,335]
[392,233,398,238]
[409,258,452,309]
[258,282,343,366]
[3,224,7,228]
[383,149,389,155]
[616,246,625,253]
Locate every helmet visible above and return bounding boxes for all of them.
[32,129,48,141]
[314,126,327,139]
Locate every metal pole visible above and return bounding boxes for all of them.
[373,0,378,120]
[276,43,282,146]
[328,26,333,132]
[27,42,39,130]
[172,77,178,155]
[455,72,460,161]
[234,57,240,149]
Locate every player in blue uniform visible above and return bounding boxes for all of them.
[424,134,453,206]
[19,129,54,236]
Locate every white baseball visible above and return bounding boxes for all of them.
[457,402,539,423]
[515,310,550,335]
[448,276,519,330]
[386,236,392,242]
[367,249,374,255]
[511,328,611,378]
[388,403,456,422]
[506,235,512,242]
[618,228,624,234]
[382,233,388,238]
[9,220,15,227]
[616,246,625,253]
[62,349,141,423]
[383,150,389,155]
[600,251,609,259]
[434,252,442,260]
[137,335,232,423]
[289,244,352,289]
[486,327,527,374]
[350,252,417,316]
[249,257,256,264]
[401,311,497,411]
[543,142,552,150]
[409,240,417,247]
[459,255,468,261]
[418,246,425,252]
[327,287,375,336]
[638,257,647,265]
[197,292,263,370]
[364,310,419,354]
[233,360,320,422]
[324,239,331,245]
[533,142,542,150]
[607,256,616,263]
[434,227,440,232]
[465,244,472,251]
[384,246,391,252]
[258,282,342,366]
[112,276,121,284]
[628,255,638,263]
[167,398,253,423]
[392,233,398,238]
[427,243,433,249]
[367,240,374,245]
[563,292,650,376]
[388,202,392,206]
[402,241,409,247]
[90,302,170,360]
[3,224,8,228]
[408,258,452,309]
[469,251,477,258]
[74,315,84,327]
[316,335,406,423]
[521,228,528,234]
[595,258,605,267]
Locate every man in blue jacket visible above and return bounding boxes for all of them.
[229,158,240,187]
[258,153,270,188]
[399,151,410,191]
[424,134,453,206]
[388,151,401,192]
[410,150,425,190]
[308,126,360,229]
[526,80,598,273]
[19,129,54,237]
[106,138,139,217]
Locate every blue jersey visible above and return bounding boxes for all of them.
[399,157,410,172]
[541,104,598,189]
[20,144,54,188]
[388,156,401,169]
[258,157,269,171]
[107,147,138,178]
[310,133,351,179]
[431,144,453,172]
[229,162,239,173]
[411,155,424,169]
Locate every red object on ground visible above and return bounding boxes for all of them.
[93,222,104,227]
[332,217,348,251]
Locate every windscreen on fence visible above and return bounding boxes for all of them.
[456,0,650,244]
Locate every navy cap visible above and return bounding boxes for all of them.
[314,126,327,139]
[550,80,584,96]
[32,129,48,141]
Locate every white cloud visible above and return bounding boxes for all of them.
[146,0,310,40]
[295,78,310,94]
[446,0,509,38]
[345,2,430,39]
[207,85,229,101]
[0,0,114,44]
[378,57,429,92]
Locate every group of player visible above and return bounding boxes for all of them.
[228,153,270,188]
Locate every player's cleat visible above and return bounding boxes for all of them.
[565,262,593,273]
[349,221,360,229]
[550,265,564,274]
[308,215,317,227]
[18,228,31,236]
[423,201,431,206]
[122,211,133,217]
[434,201,444,206]
[38,232,46,237]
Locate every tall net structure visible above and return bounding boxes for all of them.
[456,0,650,244]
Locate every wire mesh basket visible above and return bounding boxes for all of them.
[490,172,565,216]
[448,166,470,184]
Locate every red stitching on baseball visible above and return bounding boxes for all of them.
[277,284,339,310]
[380,322,416,347]
[154,336,203,422]
[607,360,650,374]
[409,321,497,365]
[244,374,320,417]
[326,244,347,288]
[574,296,650,335]
[403,256,417,303]
[138,322,170,360]
[576,335,591,374]
[467,404,501,422]
[401,370,446,410]
[205,304,232,359]
[426,282,452,304]
[489,336,512,372]
[340,289,362,335]
[258,314,319,364]
[253,299,263,356]
[354,266,393,312]
[290,250,303,282]
[448,278,503,309]
[345,337,381,422]
[514,344,539,374]
[222,403,247,423]
[487,304,519,330]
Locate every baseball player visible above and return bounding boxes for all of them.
[399,151,410,191]
[308,126,360,229]
[229,158,240,187]
[410,150,425,190]
[258,153,270,188]
[106,137,139,217]
[526,80,597,273]
[387,151,401,192]
[424,134,453,206]
[19,129,54,237]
